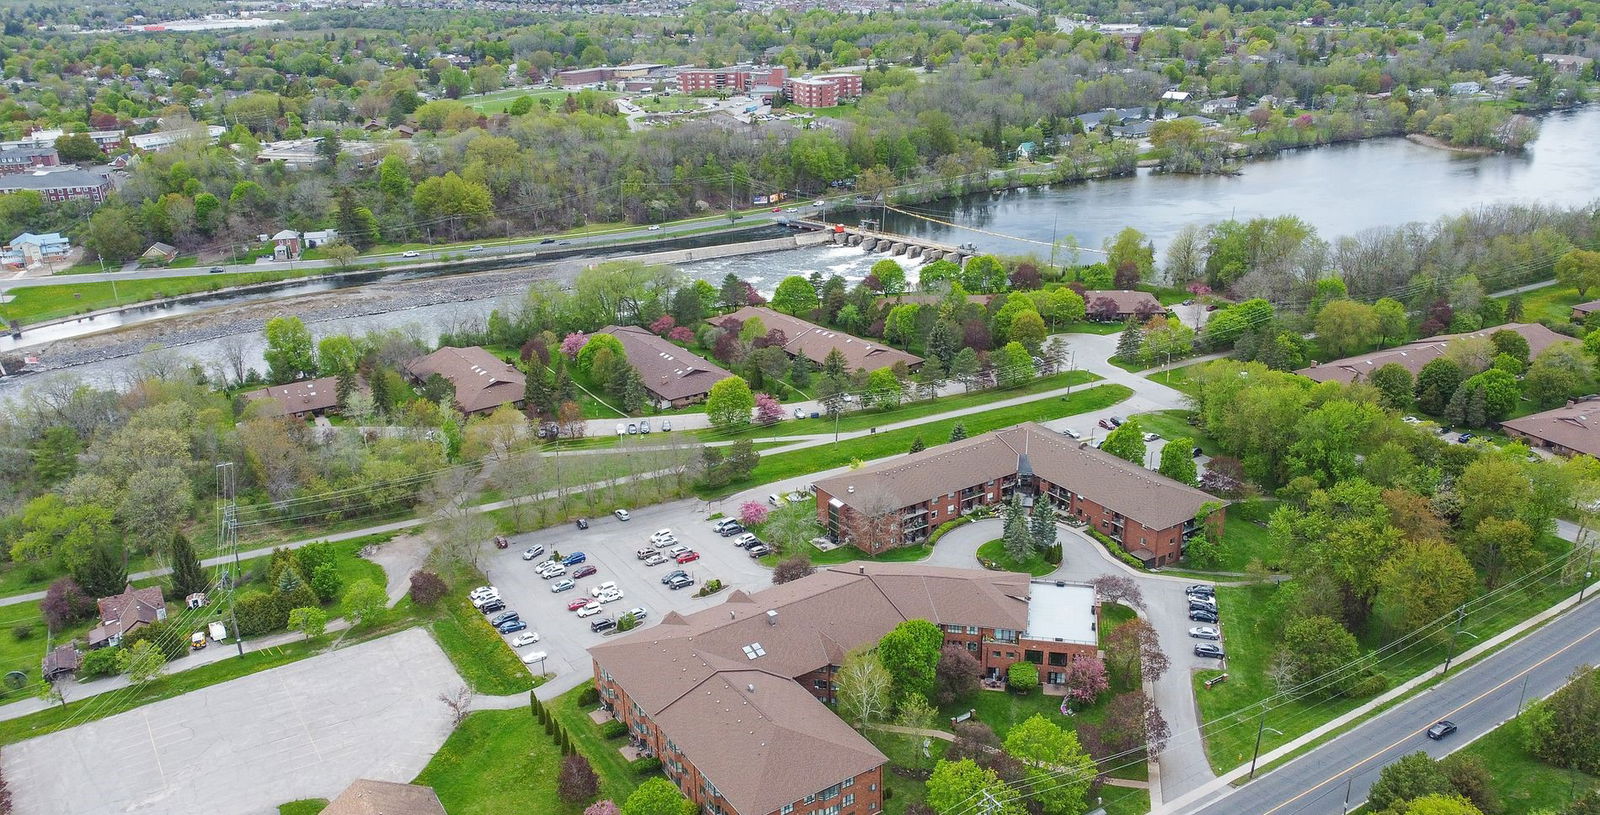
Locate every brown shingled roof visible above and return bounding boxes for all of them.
[1500,397,1600,458]
[598,325,733,402]
[404,346,525,414]
[1083,290,1165,316]
[715,306,923,372]
[1296,323,1577,385]
[89,584,165,647]
[241,376,342,417]
[321,779,446,815]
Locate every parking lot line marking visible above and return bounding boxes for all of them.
[141,710,169,788]
[277,673,326,762]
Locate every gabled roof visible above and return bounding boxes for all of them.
[1297,323,1577,384]
[1084,290,1165,315]
[241,376,343,416]
[321,779,446,815]
[598,325,733,402]
[716,306,923,372]
[404,346,525,414]
[1500,397,1600,458]
[89,584,164,646]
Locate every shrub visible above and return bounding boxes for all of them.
[927,516,973,546]
[1007,661,1040,692]
[122,619,190,662]
[1345,673,1390,699]
[578,685,600,706]
[40,578,95,634]
[11,624,33,641]
[309,563,342,603]
[558,754,600,803]
[631,757,662,776]
[600,720,628,739]
[234,592,288,637]
[409,571,447,606]
[78,646,122,679]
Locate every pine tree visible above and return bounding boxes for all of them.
[169,533,208,599]
[949,422,968,442]
[789,353,812,389]
[1030,499,1057,552]
[1002,495,1034,563]
[76,541,128,598]
[336,369,357,405]
[1116,320,1144,363]
[909,436,925,454]
[369,368,392,414]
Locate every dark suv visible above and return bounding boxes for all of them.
[590,618,617,633]
[668,574,694,590]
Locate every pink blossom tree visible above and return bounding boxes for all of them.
[754,393,785,425]
[583,801,620,815]
[649,315,676,336]
[561,332,587,358]
[1061,656,1110,708]
[668,326,696,343]
[739,501,770,526]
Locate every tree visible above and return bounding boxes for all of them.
[1489,330,1532,366]
[1115,320,1144,362]
[342,579,388,626]
[1004,714,1096,815]
[584,802,621,815]
[622,777,697,815]
[949,422,968,442]
[909,436,926,454]
[836,649,893,726]
[1030,498,1057,552]
[1104,617,1167,684]
[412,172,492,235]
[559,754,601,803]
[932,645,982,705]
[949,348,980,392]
[1398,795,1484,815]
[867,367,905,409]
[56,132,103,162]
[772,275,820,316]
[878,619,944,701]
[1438,754,1501,815]
[1006,660,1039,691]
[926,759,1025,815]
[1524,344,1595,407]
[1415,358,1463,415]
[995,342,1034,388]
[1061,657,1110,707]
[1368,752,1453,813]
[118,640,165,685]
[1317,300,1381,358]
[77,540,128,599]
[885,304,920,348]
[1090,574,1145,610]
[1462,518,1540,590]
[739,501,770,527]
[1556,249,1600,297]
[288,606,328,641]
[1158,437,1198,485]
[1002,494,1034,563]
[168,533,208,600]
[1520,664,1600,773]
[1106,227,1155,282]
[40,577,94,634]
[263,316,316,384]
[872,259,908,295]
[1374,298,1410,346]
[1273,615,1359,694]
[1370,364,1415,410]
[706,376,755,431]
[772,556,815,585]
[1374,539,1476,635]
[1101,690,1170,756]
[1101,418,1147,465]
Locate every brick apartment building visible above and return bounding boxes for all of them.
[0,168,114,205]
[812,422,1223,567]
[403,346,525,415]
[783,74,864,108]
[678,64,788,95]
[588,564,1101,815]
[1296,323,1575,386]
[0,146,59,174]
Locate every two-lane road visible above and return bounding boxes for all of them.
[1176,593,1600,814]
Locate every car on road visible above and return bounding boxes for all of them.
[675,551,701,564]
[771,206,782,212]
[668,574,694,590]
[576,602,603,618]
[647,225,662,231]
[1109,416,1124,426]
[1143,432,1160,442]
[1186,585,1215,598]
[748,544,772,557]
[540,564,567,580]
[561,552,587,566]
[589,581,619,598]
[209,266,224,273]
[549,578,576,593]
[614,509,631,521]
[1193,643,1225,658]
[572,564,598,579]
[590,618,617,633]
[539,238,555,244]
[1426,720,1458,740]
[597,589,624,604]
[402,250,420,257]
[489,611,520,627]
[575,518,589,530]
[643,552,668,566]
[1098,418,1114,430]
[510,633,540,647]
[813,200,824,206]
[1060,428,1081,439]
[497,619,528,634]
[468,245,484,252]
[521,545,546,561]
[1189,626,1220,640]
[661,569,688,585]
[521,650,548,664]
[1189,608,1219,623]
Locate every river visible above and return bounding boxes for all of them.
[4,105,1598,395]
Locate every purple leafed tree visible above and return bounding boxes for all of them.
[561,332,588,358]
[754,393,785,425]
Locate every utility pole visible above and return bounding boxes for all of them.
[216,462,244,658]
[1342,776,1354,814]
[1577,546,1595,606]
[1442,605,1467,676]
[1516,673,1531,717]
[1248,715,1282,779]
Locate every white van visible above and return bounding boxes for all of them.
[590,581,619,598]
[767,494,782,507]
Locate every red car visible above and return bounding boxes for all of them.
[674,551,701,564]
[771,206,781,212]
[572,564,598,579]
[567,598,592,611]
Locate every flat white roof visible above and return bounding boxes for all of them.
[1025,581,1098,646]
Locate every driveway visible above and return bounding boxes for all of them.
[933,518,1218,806]
[4,628,463,815]
[482,500,776,688]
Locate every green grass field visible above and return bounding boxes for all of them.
[976,539,1055,576]
[430,596,537,695]
[276,800,328,815]
[0,270,307,325]
[464,88,621,114]
[548,685,645,803]
[1147,361,1209,396]
[1504,282,1585,326]
[415,708,586,815]
[1458,710,1600,814]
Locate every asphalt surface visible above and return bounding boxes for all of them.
[1180,593,1600,815]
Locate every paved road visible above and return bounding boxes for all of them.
[4,628,464,815]
[1174,593,1600,815]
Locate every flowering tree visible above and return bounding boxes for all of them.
[582,801,619,815]
[740,501,770,527]
[561,332,587,358]
[649,315,676,335]
[668,326,695,343]
[1061,657,1110,708]
[754,393,785,425]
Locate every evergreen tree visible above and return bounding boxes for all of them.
[1029,499,1056,552]
[1002,495,1033,563]
[823,348,849,379]
[789,353,812,389]
[926,319,960,365]
[369,368,393,414]
[1116,320,1144,362]
[621,368,648,415]
[77,541,128,598]
[909,436,925,454]
[335,369,357,405]
[168,533,208,599]
[949,422,968,442]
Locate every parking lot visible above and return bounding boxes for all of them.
[478,500,775,683]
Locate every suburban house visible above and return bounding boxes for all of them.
[1500,397,1600,459]
[141,242,178,264]
[404,346,525,415]
[812,422,1222,566]
[88,584,167,648]
[0,145,59,174]
[1572,300,1600,322]
[0,168,114,205]
[588,563,1101,815]
[1542,53,1595,74]
[321,779,447,815]
[2,232,70,267]
[1083,290,1167,321]
[1296,323,1578,385]
[714,306,924,373]
[1201,96,1239,115]
[271,228,341,260]
[241,376,344,419]
[42,644,81,681]
[597,325,732,407]
[128,124,225,152]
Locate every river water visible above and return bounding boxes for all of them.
[4,105,1598,395]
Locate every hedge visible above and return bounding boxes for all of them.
[927,516,975,546]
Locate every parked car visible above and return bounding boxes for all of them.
[1189,626,1220,640]
[643,553,668,566]
[1456,433,1475,444]
[1061,428,1081,439]
[549,579,576,593]
[664,544,690,558]
[636,547,659,560]
[510,633,540,647]
[1186,585,1215,598]
[1193,447,1204,458]
[494,536,509,549]
[1143,432,1160,442]
[478,600,505,614]
[640,420,651,434]
[575,518,589,530]
[534,560,563,577]
[1098,418,1113,430]
[1402,416,1422,424]
[590,618,617,633]
[597,589,624,604]
[626,607,648,620]
[521,545,546,561]
[1189,608,1219,623]
[540,564,567,580]
[675,551,701,564]
[650,529,676,544]
[661,420,672,432]
[561,552,587,566]
[1109,416,1124,426]
[521,650,548,664]
[489,610,520,627]
[1426,720,1458,740]
[1193,643,1225,658]
[1189,600,1218,614]
[572,564,598,579]
[718,524,746,538]
[661,569,689,585]
[734,533,758,547]
[468,586,497,600]
[667,574,694,590]
[712,518,740,533]
[614,509,631,521]
[589,581,619,598]
[748,544,772,557]
[567,597,593,611]
[497,619,528,634]
[576,602,603,618]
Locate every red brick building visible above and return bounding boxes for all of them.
[589,564,1101,815]
[782,74,864,108]
[678,64,787,95]
[0,146,59,174]
[812,422,1223,567]
[0,168,113,205]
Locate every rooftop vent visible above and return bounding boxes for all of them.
[747,683,756,692]
[766,609,778,625]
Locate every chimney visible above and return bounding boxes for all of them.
[858,565,865,575]
[766,609,778,626]
[747,683,756,693]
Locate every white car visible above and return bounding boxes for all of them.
[521,546,545,561]
[1060,428,1081,439]
[1143,432,1160,442]
[540,564,567,580]
[664,544,690,558]
[650,529,675,544]
[576,602,603,618]
[402,250,420,258]
[614,509,631,521]
[734,533,758,547]
[470,593,501,608]
[521,650,549,664]
[647,225,662,231]
[468,586,498,600]
[813,200,824,206]
[626,606,648,620]
[534,561,564,577]
[1402,416,1422,424]
[1189,626,1220,640]
[597,589,625,604]
[589,581,620,598]
[468,245,484,252]
[510,632,541,647]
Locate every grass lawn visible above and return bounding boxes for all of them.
[1058,321,1127,335]
[1176,498,1281,573]
[414,708,588,815]
[976,540,1055,576]
[547,685,644,803]
[430,595,537,696]
[1503,282,1584,327]
[0,270,307,325]
[464,87,620,114]
[1458,710,1600,814]
[698,383,1134,498]
[277,800,328,815]
[863,728,947,815]
[1130,410,1215,454]
[1147,362,1210,397]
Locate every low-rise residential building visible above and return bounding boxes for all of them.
[1201,96,1239,115]
[321,779,447,815]
[141,241,178,263]
[1542,53,1595,74]
[1296,323,1577,385]
[1500,397,1600,459]
[678,64,787,94]
[129,125,226,152]
[242,376,344,419]
[589,563,1100,815]
[2,232,70,267]
[812,422,1222,565]
[714,306,923,373]
[254,137,382,169]
[783,73,863,107]
[42,644,81,681]
[597,325,733,407]
[88,584,166,648]
[0,168,114,205]
[404,346,525,415]
[1572,300,1600,322]
[1083,290,1167,321]
[0,146,59,174]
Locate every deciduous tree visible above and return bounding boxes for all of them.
[706,377,755,431]
[263,316,316,384]
[622,777,697,815]
[1003,714,1096,815]
[926,759,1024,815]
[934,645,981,705]
[288,606,328,641]
[1101,418,1147,465]
[878,619,944,701]
[836,649,893,726]
[559,754,601,803]
[1159,437,1198,485]
[1374,539,1475,635]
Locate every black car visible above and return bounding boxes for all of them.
[1193,643,1226,659]
[668,574,694,590]
[539,238,555,244]
[1426,720,1458,740]
[661,569,688,585]
[489,610,519,627]
[1188,599,1218,613]
[590,618,617,633]
[1189,608,1219,623]
[575,518,589,530]
[479,600,506,614]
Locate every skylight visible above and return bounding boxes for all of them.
[742,642,766,660]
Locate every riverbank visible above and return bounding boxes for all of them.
[1404,132,1500,154]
